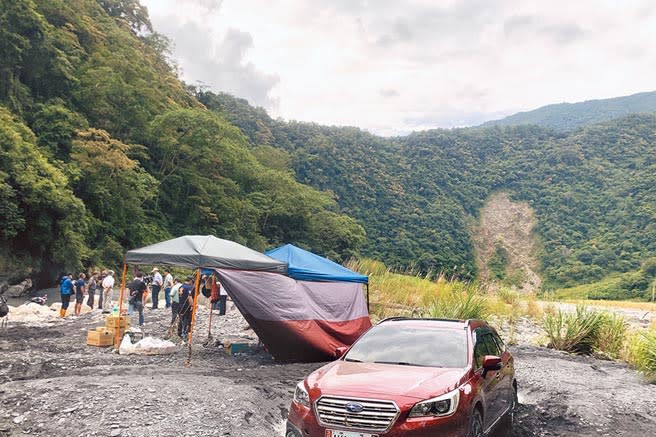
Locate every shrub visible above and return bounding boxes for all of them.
[543,306,605,354]
[488,242,509,280]
[497,287,520,306]
[426,285,489,320]
[526,295,543,319]
[596,313,628,359]
[625,329,656,383]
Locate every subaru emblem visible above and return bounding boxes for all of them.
[345,402,364,413]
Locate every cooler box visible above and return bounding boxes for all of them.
[105,315,131,329]
[87,329,114,347]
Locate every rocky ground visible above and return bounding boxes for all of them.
[1,299,655,437]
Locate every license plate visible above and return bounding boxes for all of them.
[325,430,378,437]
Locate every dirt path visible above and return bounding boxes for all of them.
[1,305,655,436]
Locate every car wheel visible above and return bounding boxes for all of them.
[469,409,484,437]
[499,384,518,436]
[509,383,518,425]
[285,422,302,437]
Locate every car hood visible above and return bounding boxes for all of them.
[307,360,467,401]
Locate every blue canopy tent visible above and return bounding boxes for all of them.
[265,244,369,309]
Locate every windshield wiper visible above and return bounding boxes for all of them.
[344,357,362,362]
[373,361,417,366]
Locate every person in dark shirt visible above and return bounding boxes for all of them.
[178,276,195,340]
[74,273,86,316]
[86,272,98,309]
[128,271,148,326]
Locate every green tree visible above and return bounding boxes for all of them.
[0,106,86,272]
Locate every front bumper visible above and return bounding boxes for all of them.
[287,401,470,437]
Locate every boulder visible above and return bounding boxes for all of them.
[5,279,33,298]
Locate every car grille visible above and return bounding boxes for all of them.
[315,396,399,433]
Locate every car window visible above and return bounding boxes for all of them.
[483,334,502,356]
[473,329,501,369]
[491,331,505,354]
[473,330,488,369]
[344,324,468,368]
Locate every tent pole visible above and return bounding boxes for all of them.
[115,263,128,348]
[185,269,201,365]
[366,283,370,313]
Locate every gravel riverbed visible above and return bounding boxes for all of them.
[1,301,655,436]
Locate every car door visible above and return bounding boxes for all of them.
[491,331,514,416]
[472,329,502,429]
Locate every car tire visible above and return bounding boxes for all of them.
[499,384,518,436]
[285,422,302,437]
[469,409,484,437]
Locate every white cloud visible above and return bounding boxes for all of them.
[142,0,656,135]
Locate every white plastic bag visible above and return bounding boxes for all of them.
[132,336,177,355]
[119,334,136,355]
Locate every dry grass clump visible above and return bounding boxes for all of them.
[526,295,543,319]
[543,305,628,357]
[424,283,489,320]
[596,312,628,359]
[625,329,656,383]
[497,287,520,306]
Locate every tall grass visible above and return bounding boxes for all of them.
[544,306,605,354]
[425,284,489,320]
[543,306,628,357]
[348,258,492,321]
[625,329,656,382]
[497,287,520,306]
[596,313,628,359]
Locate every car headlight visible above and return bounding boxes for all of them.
[293,381,310,408]
[409,388,460,418]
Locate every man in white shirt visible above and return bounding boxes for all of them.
[163,269,173,309]
[150,267,163,309]
[101,270,115,313]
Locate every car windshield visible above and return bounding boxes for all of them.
[344,324,468,368]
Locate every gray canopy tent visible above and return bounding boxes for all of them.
[118,235,287,360]
[124,235,287,272]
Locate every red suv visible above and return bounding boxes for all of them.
[286,318,516,437]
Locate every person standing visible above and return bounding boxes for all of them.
[150,267,163,309]
[163,269,173,309]
[210,275,220,311]
[169,277,181,324]
[218,280,228,316]
[87,272,98,309]
[101,270,115,313]
[127,271,147,326]
[59,273,73,318]
[178,276,194,340]
[97,270,107,310]
[74,273,86,316]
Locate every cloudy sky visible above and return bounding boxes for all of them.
[141,0,656,136]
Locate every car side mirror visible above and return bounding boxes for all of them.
[482,355,502,378]
[335,346,348,358]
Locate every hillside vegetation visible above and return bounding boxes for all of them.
[481,91,656,131]
[0,0,364,284]
[2,1,656,300]
[205,91,656,298]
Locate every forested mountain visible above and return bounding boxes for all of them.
[3,1,656,298]
[0,0,364,285]
[204,92,656,296]
[481,91,656,131]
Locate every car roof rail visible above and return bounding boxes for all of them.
[379,316,467,323]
